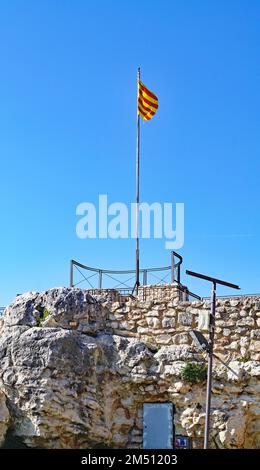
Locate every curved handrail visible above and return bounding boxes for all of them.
[70,251,182,289]
[71,260,177,274]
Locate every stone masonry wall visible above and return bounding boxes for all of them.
[98,285,260,362]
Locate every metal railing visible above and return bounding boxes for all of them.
[70,251,182,292]
[69,252,203,301]
[203,293,260,300]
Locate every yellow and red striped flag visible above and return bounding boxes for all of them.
[138,80,158,121]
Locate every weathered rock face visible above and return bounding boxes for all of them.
[0,287,259,448]
[0,391,9,446]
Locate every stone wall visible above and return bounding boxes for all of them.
[97,285,260,361]
[0,286,259,449]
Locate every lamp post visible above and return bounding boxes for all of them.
[186,270,240,449]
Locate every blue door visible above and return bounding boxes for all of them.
[143,403,173,449]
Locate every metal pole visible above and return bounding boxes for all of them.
[135,67,141,294]
[186,269,239,449]
[171,251,175,284]
[70,260,74,287]
[185,287,189,301]
[98,270,102,289]
[143,269,147,285]
[204,281,216,449]
[177,264,181,284]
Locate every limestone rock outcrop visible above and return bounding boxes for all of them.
[0,391,9,446]
[0,287,259,448]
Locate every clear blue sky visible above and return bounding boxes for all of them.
[0,0,259,305]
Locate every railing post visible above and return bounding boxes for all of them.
[171,251,175,284]
[177,264,181,284]
[98,270,102,289]
[180,288,183,301]
[185,287,189,301]
[178,285,184,301]
[143,269,147,285]
[70,260,74,287]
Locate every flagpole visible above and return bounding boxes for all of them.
[135,67,141,294]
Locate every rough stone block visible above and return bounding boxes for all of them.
[178,312,193,326]
[146,317,160,328]
[144,310,159,317]
[156,334,173,345]
[163,309,176,317]
[237,318,255,327]
[120,321,135,331]
[239,310,248,317]
[250,329,260,339]
[162,317,175,328]
[114,329,137,337]
[249,341,260,352]
[137,327,149,334]
[223,328,231,337]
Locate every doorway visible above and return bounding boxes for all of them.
[143,403,174,449]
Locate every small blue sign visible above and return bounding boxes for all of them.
[174,435,191,449]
